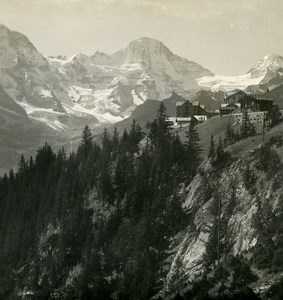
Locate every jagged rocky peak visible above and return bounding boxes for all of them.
[263,53,283,66]
[55,55,68,60]
[0,24,47,68]
[70,52,91,63]
[93,50,108,56]
[92,50,109,58]
[249,53,283,76]
[127,36,172,55]
[110,36,174,66]
[91,51,111,65]
[108,36,214,81]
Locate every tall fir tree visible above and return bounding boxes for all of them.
[208,134,215,159]
[185,122,201,181]
[241,110,256,139]
[80,125,93,159]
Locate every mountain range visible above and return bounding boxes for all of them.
[0,24,283,173]
[1,24,283,300]
[0,24,213,130]
[1,24,283,131]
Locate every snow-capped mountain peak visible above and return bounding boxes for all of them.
[127,36,170,54]
[0,24,47,68]
[197,53,283,92]
[111,36,177,67]
[0,26,214,131]
[53,36,213,117]
[248,53,283,77]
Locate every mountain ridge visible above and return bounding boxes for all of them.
[0,25,214,130]
[197,53,283,92]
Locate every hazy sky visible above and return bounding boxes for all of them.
[0,0,283,75]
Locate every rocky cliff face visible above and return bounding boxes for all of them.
[0,25,74,132]
[161,136,283,298]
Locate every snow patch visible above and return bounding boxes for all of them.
[132,90,144,106]
[40,89,52,98]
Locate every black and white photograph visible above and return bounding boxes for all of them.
[0,0,283,299]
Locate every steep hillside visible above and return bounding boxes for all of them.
[0,87,36,174]
[0,105,282,299]
[268,84,283,109]
[162,138,283,298]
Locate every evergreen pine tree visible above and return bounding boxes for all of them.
[18,154,27,175]
[128,119,142,154]
[212,135,231,168]
[112,127,120,156]
[208,134,215,159]
[224,123,236,146]
[80,125,93,159]
[185,122,201,180]
[269,104,282,128]
[241,110,256,138]
[149,102,171,151]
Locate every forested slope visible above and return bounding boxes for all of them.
[0,104,282,300]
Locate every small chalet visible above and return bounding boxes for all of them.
[221,90,273,114]
[176,101,193,117]
[175,116,198,128]
[194,115,208,123]
[192,101,207,115]
[175,99,207,126]
[240,94,273,112]
[220,103,241,115]
[224,90,246,104]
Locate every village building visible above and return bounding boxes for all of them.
[176,100,193,117]
[194,115,208,123]
[192,101,207,115]
[175,116,198,128]
[240,94,273,112]
[224,90,246,104]
[220,103,241,115]
[175,99,207,126]
[221,90,273,115]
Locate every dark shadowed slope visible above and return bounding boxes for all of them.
[269,84,283,109]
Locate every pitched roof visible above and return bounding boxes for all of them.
[194,115,208,122]
[249,94,273,101]
[176,117,192,122]
[193,101,200,106]
[176,101,185,106]
[221,103,229,108]
[221,103,240,108]
[226,89,245,98]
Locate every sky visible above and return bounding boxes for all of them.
[0,0,283,75]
